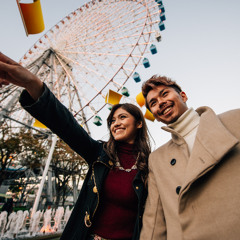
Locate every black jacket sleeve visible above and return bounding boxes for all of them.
[19,83,102,164]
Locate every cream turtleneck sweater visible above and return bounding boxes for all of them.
[168,107,200,154]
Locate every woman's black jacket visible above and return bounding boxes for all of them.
[19,84,147,240]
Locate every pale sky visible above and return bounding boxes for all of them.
[1,0,240,149]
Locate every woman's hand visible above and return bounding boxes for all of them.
[0,52,44,100]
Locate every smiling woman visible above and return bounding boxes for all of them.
[109,106,143,144]
[0,52,152,240]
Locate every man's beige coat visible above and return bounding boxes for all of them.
[140,107,240,240]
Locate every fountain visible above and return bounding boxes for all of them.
[0,206,72,240]
[0,211,8,238]
[40,209,52,234]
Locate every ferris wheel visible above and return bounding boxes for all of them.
[0,0,166,133]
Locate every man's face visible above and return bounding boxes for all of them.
[146,85,188,124]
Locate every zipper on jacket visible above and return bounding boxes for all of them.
[84,159,111,227]
[84,211,92,227]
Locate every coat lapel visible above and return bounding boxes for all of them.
[180,107,239,195]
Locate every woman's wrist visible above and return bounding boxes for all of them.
[25,78,44,101]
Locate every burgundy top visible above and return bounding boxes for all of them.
[91,142,138,239]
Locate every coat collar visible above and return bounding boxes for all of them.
[163,106,239,194]
[193,106,239,161]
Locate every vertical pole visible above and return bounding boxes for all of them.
[72,175,78,204]
[47,169,53,204]
[31,134,57,217]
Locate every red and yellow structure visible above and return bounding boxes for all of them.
[16,0,45,36]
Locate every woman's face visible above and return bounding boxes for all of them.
[110,107,142,144]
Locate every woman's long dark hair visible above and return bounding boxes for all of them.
[104,103,151,185]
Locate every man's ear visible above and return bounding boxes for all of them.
[180,91,188,103]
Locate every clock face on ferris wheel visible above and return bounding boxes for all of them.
[0,0,165,131]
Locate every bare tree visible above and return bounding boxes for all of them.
[0,124,47,203]
[51,139,88,207]
[0,124,22,186]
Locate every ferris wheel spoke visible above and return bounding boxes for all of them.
[56,52,118,89]
[54,53,106,108]
[65,5,149,49]
[64,1,139,48]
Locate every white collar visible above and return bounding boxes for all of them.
[167,108,200,137]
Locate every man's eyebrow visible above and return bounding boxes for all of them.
[148,97,156,105]
[159,88,166,96]
[148,88,167,104]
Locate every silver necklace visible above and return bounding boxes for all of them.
[115,153,140,172]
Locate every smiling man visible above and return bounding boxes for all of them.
[140,75,240,240]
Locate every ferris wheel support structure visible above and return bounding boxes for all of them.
[0,50,52,125]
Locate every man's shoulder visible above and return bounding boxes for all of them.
[218,108,240,118]
[218,108,240,133]
[198,107,240,139]
[196,106,240,124]
[198,106,240,117]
